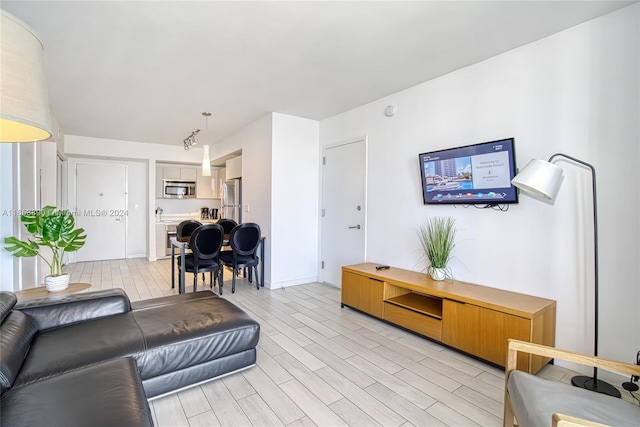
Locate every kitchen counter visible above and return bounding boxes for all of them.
[154,214,220,259]
[156,219,219,225]
[155,213,219,225]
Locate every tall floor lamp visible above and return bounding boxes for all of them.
[511,153,621,398]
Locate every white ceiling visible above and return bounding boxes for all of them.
[2,1,635,148]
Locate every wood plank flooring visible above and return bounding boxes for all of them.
[63,258,631,426]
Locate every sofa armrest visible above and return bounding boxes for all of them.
[15,288,132,331]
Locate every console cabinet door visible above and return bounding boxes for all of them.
[442,300,530,370]
[341,271,384,318]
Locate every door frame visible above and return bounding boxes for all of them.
[68,159,129,263]
[319,136,368,286]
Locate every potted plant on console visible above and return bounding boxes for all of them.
[4,206,87,292]
[417,216,457,281]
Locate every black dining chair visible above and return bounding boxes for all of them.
[176,219,203,280]
[177,220,202,241]
[178,224,225,294]
[217,218,238,237]
[219,223,261,293]
[217,218,238,257]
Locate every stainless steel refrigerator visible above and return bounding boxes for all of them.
[221,178,242,223]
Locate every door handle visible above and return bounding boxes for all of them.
[348,225,361,230]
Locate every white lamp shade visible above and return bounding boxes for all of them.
[202,145,211,176]
[0,11,52,143]
[511,158,563,200]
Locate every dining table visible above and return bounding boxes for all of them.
[171,235,266,294]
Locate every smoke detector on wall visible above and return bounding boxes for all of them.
[384,105,397,117]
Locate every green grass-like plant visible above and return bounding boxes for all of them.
[4,206,86,277]
[417,216,457,271]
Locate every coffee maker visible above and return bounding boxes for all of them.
[210,208,218,220]
[200,207,209,220]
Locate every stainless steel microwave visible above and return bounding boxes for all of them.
[163,179,196,198]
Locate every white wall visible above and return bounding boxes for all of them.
[320,5,639,370]
[271,113,319,287]
[66,157,148,259]
[65,134,209,261]
[213,113,320,288]
[214,114,274,284]
[0,144,16,291]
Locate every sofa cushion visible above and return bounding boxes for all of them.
[0,311,39,392]
[13,312,145,388]
[15,288,131,331]
[0,357,153,427]
[132,296,260,379]
[131,290,218,310]
[0,292,17,323]
[508,370,640,427]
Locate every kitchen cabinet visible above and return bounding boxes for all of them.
[156,166,199,198]
[181,168,197,180]
[226,156,242,179]
[163,167,181,180]
[155,166,163,198]
[196,168,216,199]
[163,167,196,180]
[155,223,166,259]
[215,168,226,198]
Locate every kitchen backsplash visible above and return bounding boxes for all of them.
[155,198,220,214]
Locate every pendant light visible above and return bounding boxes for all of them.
[201,112,211,177]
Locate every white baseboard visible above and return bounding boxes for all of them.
[127,253,147,259]
[267,276,318,289]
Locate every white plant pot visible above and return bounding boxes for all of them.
[430,267,447,281]
[44,273,70,292]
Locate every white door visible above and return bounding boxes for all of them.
[321,139,367,287]
[75,163,127,261]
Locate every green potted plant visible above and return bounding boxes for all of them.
[417,216,457,280]
[4,206,86,291]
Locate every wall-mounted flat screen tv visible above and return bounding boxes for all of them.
[418,137,518,205]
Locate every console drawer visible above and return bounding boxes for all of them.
[384,302,442,341]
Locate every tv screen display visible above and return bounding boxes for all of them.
[418,138,518,205]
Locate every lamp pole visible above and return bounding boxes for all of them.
[547,154,619,398]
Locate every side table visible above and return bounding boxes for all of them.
[14,283,92,302]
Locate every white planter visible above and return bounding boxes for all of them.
[44,273,70,292]
[430,267,447,281]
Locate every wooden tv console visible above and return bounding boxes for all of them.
[341,263,556,374]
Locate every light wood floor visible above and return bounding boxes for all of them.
[63,258,625,427]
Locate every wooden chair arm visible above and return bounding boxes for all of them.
[503,339,640,427]
[552,413,609,427]
[506,339,640,378]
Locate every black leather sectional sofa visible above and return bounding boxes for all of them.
[0,289,260,426]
